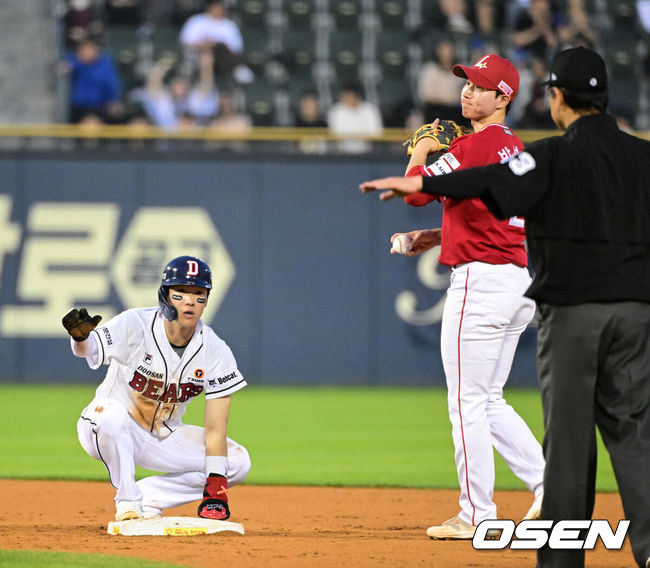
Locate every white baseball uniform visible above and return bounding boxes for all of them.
[74,306,250,515]
[406,124,545,524]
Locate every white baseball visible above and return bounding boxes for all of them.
[391,234,412,255]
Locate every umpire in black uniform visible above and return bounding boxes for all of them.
[360,46,650,568]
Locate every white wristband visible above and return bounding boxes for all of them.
[205,455,228,476]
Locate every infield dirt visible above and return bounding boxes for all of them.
[0,480,633,568]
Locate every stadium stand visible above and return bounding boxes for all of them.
[2,0,645,132]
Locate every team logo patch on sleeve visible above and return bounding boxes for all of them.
[428,159,453,176]
[441,152,461,170]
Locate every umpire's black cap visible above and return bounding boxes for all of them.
[542,47,608,93]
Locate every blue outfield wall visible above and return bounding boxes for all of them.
[0,151,538,386]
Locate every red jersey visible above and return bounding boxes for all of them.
[406,123,527,267]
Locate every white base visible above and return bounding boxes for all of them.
[107,516,245,536]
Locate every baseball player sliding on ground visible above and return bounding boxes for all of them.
[62,255,250,522]
[384,54,545,539]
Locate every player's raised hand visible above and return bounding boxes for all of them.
[359,176,424,200]
[62,308,102,342]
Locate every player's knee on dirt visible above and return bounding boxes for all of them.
[227,444,251,486]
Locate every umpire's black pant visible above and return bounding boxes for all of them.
[536,302,650,568]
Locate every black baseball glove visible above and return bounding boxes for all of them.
[62,308,102,342]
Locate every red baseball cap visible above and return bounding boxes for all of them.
[452,54,520,100]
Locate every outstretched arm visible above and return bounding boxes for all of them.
[360,148,548,220]
[360,167,489,200]
[360,175,424,201]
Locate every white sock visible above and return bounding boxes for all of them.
[205,455,228,476]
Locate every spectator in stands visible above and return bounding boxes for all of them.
[558,0,596,49]
[293,90,328,154]
[78,111,104,129]
[126,106,151,128]
[209,91,252,132]
[327,83,383,154]
[510,0,563,62]
[417,39,464,124]
[206,92,252,151]
[64,0,99,48]
[179,0,253,84]
[125,108,153,149]
[468,0,506,52]
[76,112,110,149]
[470,0,505,34]
[177,111,199,130]
[294,91,327,128]
[135,49,219,128]
[517,57,556,129]
[439,0,473,34]
[64,38,123,123]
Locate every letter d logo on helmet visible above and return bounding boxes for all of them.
[158,255,213,321]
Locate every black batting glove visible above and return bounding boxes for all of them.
[62,308,102,342]
[197,474,230,520]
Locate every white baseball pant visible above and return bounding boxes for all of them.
[77,398,251,514]
[440,261,545,525]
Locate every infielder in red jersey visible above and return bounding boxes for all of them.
[388,54,545,539]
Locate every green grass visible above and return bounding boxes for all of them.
[0,384,617,491]
[0,550,187,568]
[0,385,620,568]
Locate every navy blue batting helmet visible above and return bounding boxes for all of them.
[158,255,212,321]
